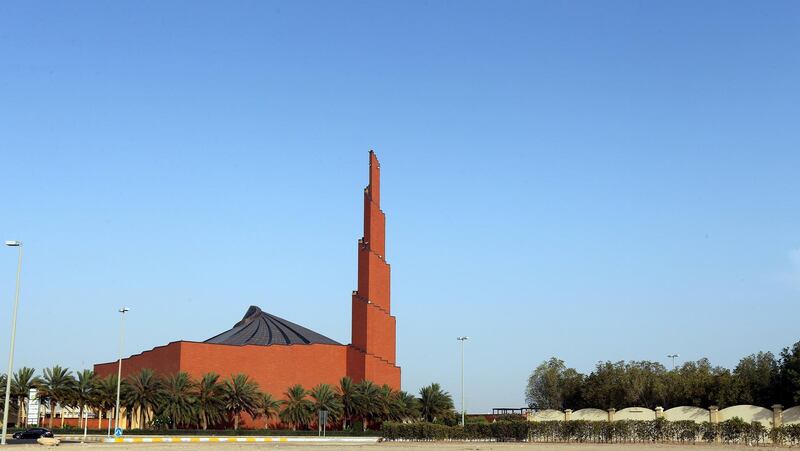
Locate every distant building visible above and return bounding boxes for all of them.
[94,151,400,428]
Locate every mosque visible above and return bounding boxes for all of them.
[94,151,400,427]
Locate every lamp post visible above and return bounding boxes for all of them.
[114,307,129,434]
[1,241,22,446]
[457,336,469,426]
[668,354,679,370]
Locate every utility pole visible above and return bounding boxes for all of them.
[457,336,469,427]
[114,307,129,434]
[667,354,679,370]
[1,241,23,446]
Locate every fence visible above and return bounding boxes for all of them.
[528,404,800,428]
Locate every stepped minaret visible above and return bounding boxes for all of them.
[351,150,397,370]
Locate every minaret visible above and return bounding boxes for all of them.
[351,151,396,367]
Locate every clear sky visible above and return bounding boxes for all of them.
[1,1,799,413]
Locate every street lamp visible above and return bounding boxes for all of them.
[668,354,679,370]
[1,241,22,446]
[114,307,129,434]
[457,336,469,427]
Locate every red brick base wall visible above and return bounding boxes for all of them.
[95,340,400,428]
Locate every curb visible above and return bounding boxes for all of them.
[103,436,381,444]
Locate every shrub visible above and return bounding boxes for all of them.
[490,421,528,441]
[381,418,783,444]
[771,424,800,446]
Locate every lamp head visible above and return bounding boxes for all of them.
[4,241,21,247]
[119,307,130,313]
[457,336,469,341]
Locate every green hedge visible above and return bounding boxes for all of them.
[382,418,791,445]
[772,424,800,446]
[380,421,528,441]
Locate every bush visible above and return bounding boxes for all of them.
[381,421,528,442]
[772,424,800,446]
[381,418,779,444]
[465,416,488,424]
[490,421,528,441]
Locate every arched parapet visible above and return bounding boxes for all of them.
[664,406,710,423]
[719,405,773,426]
[529,409,565,422]
[572,408,607,421]
[784,406,800,425]
[616,407,656,421]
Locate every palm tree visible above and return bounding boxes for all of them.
[160,372,196,429]
[337,377,357,430]
[122,369,163,428]
[195,373,224,430]
[418,383,454,422]
[279,384,313,430]
[73,370,96,428]
[258,392,281,428]
[12,367,40,427]
[353,380,386,429]
[39,366,76,428]
[94,375,118,433]
[221,374,261,430]
[390,390,420,422]
[309,383,343,427]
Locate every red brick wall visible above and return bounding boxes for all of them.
[95,340,399,428]
[49,417,107,429]
[357,248,391,312]
[178,342,348,394]
[95,341,182,379]
[364,352,400,388]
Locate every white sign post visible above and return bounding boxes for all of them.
[26,388,39,426]
[82,407,88,443]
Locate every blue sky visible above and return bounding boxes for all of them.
[1,1,799,413]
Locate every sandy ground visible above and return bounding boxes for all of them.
[5,441,790,450]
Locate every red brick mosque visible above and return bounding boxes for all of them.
[94,151,399,425]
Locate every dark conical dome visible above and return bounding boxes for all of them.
[204,306,340,346]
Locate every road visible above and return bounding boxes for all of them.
[0,441,789,450]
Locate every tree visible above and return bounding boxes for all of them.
[375,384,401,425]
[258,392,281,428]
[221,374,261,430]
[11,367,40,427]
[778,341,800,405]
[780,342,800,403]
[123,369,163,428]
[309,383,343,426]
[418,383,454,422]
[620,361,667,408]
[664,359,735,408]
[39,365,76,428]
[195,373,225,430]
[731,352,779,406]
[160,372,196,429]
[389,390,420,422]
[525,358,584,410]
[94,375,118,433]
[582,361,629,409]
[279,384,313,430]
[73,370,96,429]
[337,377,357,430]
[355,380,384,429]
